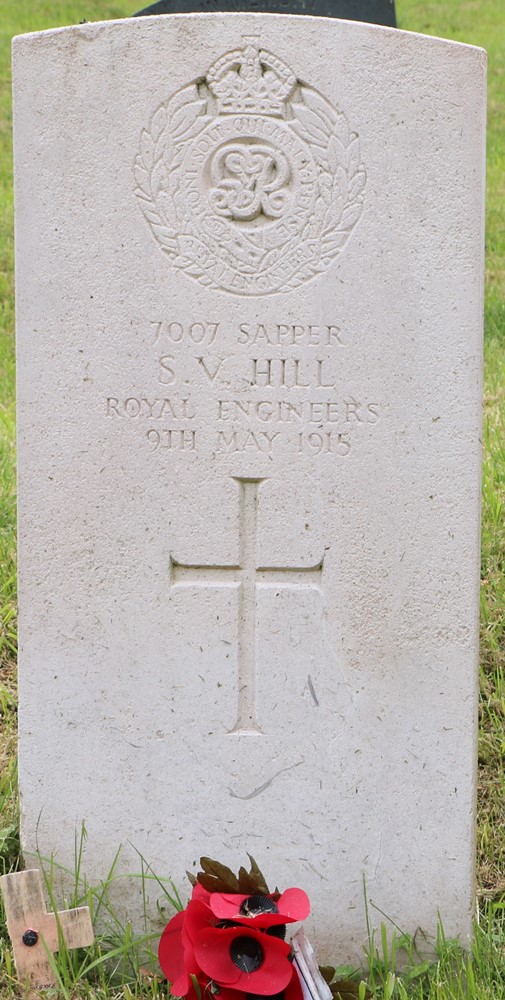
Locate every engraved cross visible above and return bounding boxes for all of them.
[169,478,323,735]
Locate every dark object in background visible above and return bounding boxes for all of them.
[133,0,396,27]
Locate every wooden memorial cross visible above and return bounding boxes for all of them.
[0,868,94,989]
[170,477,324,735]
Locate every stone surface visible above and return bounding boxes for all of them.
[134,0,396,28]
[13,14,486,962]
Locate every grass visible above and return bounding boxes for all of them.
[0,833,184,997]
[0,0,504,996]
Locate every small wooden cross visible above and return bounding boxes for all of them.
[0,868,94,989]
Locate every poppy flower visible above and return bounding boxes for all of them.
[160,898,222,994]
[158,858,311,1000]
[159,916,247,1000]
[183,899,217,945]
[194,925,293,994]
[283,964,305,1000]
[191,883,213,905]
[171,970,246,1000]
[247,964,305,1000]
[209,890,310,929]
[159,910,201,996]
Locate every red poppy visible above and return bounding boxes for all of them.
[285,965,305,1000]
[160,898,221,994]
[247,965,305,1000]
[194,925,293,994]
[191,883,213,905]
[173,973,205,1000]
[209,889,310,928]
[158,911,197,995]
[183,899,217,943]
[170,970,246,1000]
[158,916,246,1000]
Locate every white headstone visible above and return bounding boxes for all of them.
[14,14,485,962]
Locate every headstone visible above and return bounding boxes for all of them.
[13,15,486,963]
[0,869,94,989]
[133,0,396,28]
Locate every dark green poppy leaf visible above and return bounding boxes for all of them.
[247,854,270,893]
[196,873,231,893]
[199,857,240,891]
[332,967,360,979]
[238,866,261,894]
[186,870,197,887]
[330,981,371,1000]
[319,966,336,984]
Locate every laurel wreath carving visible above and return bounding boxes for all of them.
[134,85,212,284]
[286,84,366,289]
[134,78,366,294]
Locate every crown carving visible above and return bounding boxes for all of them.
[207,40,296,117]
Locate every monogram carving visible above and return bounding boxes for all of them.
[134,38,366,295]
[209,144,291,221]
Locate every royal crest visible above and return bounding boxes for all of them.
[134,38,366,295]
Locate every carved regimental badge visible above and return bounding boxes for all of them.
[134,38,366,295]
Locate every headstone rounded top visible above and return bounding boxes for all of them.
[133,0,396,27]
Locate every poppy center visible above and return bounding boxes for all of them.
[239,894,279,917]
[266,923,286,940]
[247,994,284,1000]
[230,935,264,973]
